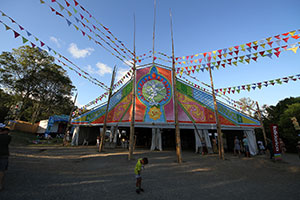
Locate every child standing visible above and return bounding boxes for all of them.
[135,157,148,194]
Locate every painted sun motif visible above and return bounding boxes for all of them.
[148,106,162,120]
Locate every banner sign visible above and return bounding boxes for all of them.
[270,124,282,160]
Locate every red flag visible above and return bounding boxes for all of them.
[282,32,289,36]
[13,31,20,38]
[74,0,79,6]
[55,11,63,17]
[51,0,56,2]
[274,35,281,39]
[203,53,207,57]
[253,45,258,50]
[234,50,239,55]
[252,57,258,61]
[217,61,221,65]
[274,51,281,57]
[50,7,55,12]
[191,55,194,59]
[229,52,233,56]
[154,56,157,60]
[80,14,84,20]
[198,58,202,63]
[175,57,179,61]
[234,46,239,50]
[283,37,289,43]
[218,55,222,59]
[274,47,280,52]
[227,58,232,62]
[222,64,225,68]
[281,45,288,50]
[292,35,299,39]
[19,25,24,30]
[246,43,252,47]
[31,42,36,48]
[138,60,141,63]
[81,30,85,36]
[40,41,45,47]
[65,0,70,7]
[259,51,265,56]
[186,56,189,60]
[217,49,222,54]
[190,60,193,64]
[267,41,273,47]
[234,57,238,60]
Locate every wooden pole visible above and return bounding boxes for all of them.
[99,66,117,152]
[152,0,156,65]
[256,101,267,146]
[63,92,78,146]
[208,66,224,160]
[128,14,137,160]
[170,9,182,163]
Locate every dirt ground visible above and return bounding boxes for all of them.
[1,146,300,200]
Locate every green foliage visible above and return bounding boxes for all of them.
[263,97,300,152]
[0,46,75,123]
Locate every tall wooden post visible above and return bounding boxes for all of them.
[63,92,78,146]
[208,66,224,160]
[170,9,182,163]
[128,14,137,160]
[99,66,117,152]
[256,101,267,146]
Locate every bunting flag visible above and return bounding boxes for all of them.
[175,29,300,63]
[175,42,300,74]
[0,17,109,90]
[38,1,133,66]
[216,73,300,95]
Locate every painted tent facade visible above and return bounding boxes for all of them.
[71,65,260,129]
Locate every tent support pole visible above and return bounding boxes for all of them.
[128,14,137,160]
[99,66,116,152]
[208,66,225,160]
[170,9,182,163]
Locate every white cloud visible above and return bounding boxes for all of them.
[86,62,112,77]
[68,43,94,58]
[50,36,62,48]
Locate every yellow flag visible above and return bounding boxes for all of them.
[241,48,246,52]
[288,46,298,53]
[213,55,217,60]
[74,25,79,31]
[183,61,186,64]
[180,71,183,76]
[253,41,258,45]
[194,59,198,63]
[195,54,199,57]
[229,47,233,51]
[266,37,272,42]
[260,44,266,48]
[182,56,185,59]
[68,11,72,16]
[189,66,193,70]
[213,50,217,54]
[289,31,296,36]
[223,53,227,58]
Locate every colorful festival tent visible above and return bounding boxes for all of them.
[71,65,260,154]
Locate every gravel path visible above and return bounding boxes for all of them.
[1,146,300,200]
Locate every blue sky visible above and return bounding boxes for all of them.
[1,0,300,110]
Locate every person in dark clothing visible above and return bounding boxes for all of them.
[0,127,11,191]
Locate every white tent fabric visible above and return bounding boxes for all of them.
[71,126,79,146]
[244,130,258,155]
[194,129,213,153]
[150,128,162,151]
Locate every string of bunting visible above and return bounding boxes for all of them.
[176,42,300,75]
[44,0,133,61]
[215,73,300,95]
[40,0,134,67]
[175,29,300,62]
[67,0,135,57]
[0,14,108,90]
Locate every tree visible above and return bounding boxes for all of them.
[0,46,75,123]
[239,97,256,116]
[263,97,300,152]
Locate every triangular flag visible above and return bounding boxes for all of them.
[66,19,72,26]
[229,52,233,56]
[40,41,45,47]
[5,25,11,30]
[259,51,265,56]
[274,47,280,52]
[292,35,300,40]
[74,0,79,6]
[13,31,20,38]
[274,51,281,57]
[18,25,24,30]
[232,61,237,66]
[68,11,72,17]
[266,37,272,42]
[266,53,272,58]
[288,46,298,53]
[253,45,258,50]
[26,31,32,36]
[283,37,289,43]
[22,37,28,44]
[267,41,273,47]
[252,57,258,61]
[282,32,289,36]
[246,43,252,47]
[274,35,281,39]
[228,47,233,51]
[246,47,251,52]
[289,31,296,36]
[234,45,239,50]
[234,50,239,55]
[59,3,64,11]
[260,43,266,48]
[253,41,258,45]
